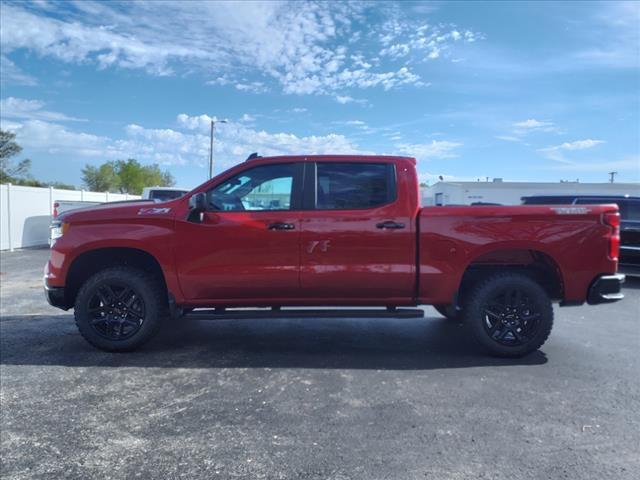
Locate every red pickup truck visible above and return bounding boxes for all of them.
[45,155,624,356]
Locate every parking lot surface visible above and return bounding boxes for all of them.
[1,248,639,479]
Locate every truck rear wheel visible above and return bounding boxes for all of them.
[463,273,553,357]
[74,267,167,352]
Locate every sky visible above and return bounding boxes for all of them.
[0,0,639,190]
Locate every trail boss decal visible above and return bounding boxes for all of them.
[551,207,591,215]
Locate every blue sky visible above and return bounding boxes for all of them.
[1,0,638,189]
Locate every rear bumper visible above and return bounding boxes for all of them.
[587,274,625,305]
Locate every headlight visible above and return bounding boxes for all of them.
[50,221,70,245]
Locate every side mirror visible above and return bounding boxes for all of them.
[187,192,207,223]
[188,192,207,212]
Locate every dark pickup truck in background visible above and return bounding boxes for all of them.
[522,195,640,276]
[45,155,625,357]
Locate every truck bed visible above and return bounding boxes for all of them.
[417,204,618,305]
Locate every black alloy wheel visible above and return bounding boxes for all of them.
[87,282,146,341]
[481,288,542,346]
[463,272,554,357]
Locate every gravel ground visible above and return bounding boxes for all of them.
[1,248,639,479]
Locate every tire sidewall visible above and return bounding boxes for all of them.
[74,267,164,352]
[464,274,553,357]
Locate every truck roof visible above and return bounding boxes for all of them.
[245,154,416,164]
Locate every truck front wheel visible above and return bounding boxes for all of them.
[463,273,553,357]
[74,267,167,352]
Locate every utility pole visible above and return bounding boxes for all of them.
[208,119,227,179]
[608,171,618,183]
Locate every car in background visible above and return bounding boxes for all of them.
[141,187,189,202]
[52,200,102,219]
[522,194,640,275]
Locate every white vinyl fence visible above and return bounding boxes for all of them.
[0,184,140,251]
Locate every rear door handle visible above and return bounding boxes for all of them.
[376,221,405,230]
[268,222,295,231]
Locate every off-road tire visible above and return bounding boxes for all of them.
[74,266,167,352]
[463,272,553,357]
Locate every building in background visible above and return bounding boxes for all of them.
[423,180,640,206]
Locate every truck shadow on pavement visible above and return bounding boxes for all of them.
[0,314,547,370]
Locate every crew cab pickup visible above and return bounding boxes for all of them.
[44,155,625,356]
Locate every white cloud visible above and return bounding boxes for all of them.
[498,118,559,142]
[0,55,37,86]
[2,119,110,157]
[538,139,605,162]
[335,95,367,105]
[0,2,455,96]
[0,97,85,122]
[513,118,557,136]
[235,82,268,93]
[2,112,368,171]
[206,75,232,86]
[551,139,605,151]
[397,140,462,160]
[513,119,554,129]
[0,4,199,76]
[378,17,481,62]
[336,95,354,104]
[173,113,367,167]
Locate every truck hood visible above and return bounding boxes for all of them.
[60,199,177,223]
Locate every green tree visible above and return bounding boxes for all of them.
[82,162,120,192]
[115,159,146,194]
[0,129,32,183]
[82,158,175,194]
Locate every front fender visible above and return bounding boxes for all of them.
[46,220,183,303]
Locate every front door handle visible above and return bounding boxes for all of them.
[376,221,405,230]
[268,222,295,231]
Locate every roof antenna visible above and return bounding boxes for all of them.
[246,152,260,161]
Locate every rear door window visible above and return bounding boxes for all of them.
[315,162,396,210]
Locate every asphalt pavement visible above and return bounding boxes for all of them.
[1,248,639,479]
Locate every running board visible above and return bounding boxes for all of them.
[184,308,424,320]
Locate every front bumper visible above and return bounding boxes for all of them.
[587,274,625,305]
[44,274,70,310]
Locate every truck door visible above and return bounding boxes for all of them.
[175,162,303,302]
[300,161,416,303]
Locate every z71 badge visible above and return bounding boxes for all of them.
[138,207,172,215]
